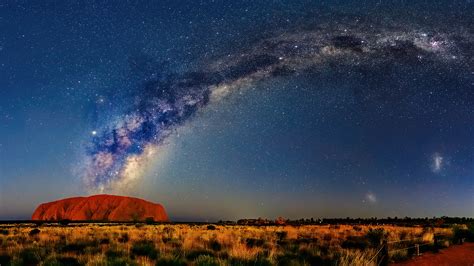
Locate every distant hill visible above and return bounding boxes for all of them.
[32,194,168,222]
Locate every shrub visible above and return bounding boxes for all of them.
[209,239,222,251]
[207,225,216,230]
[155,256,187,266]
[29,228,41,236]
[34,221,44,227]
[163,226,175,234]
[145,217,155,224]
[366,228,385,246]
[99,238,110,244]
[246,238,266,248]
[106,249,137,265]
[276,231,288,241]
[323,234,332,241]
[58,220,70,226]
[19,248,41,265]
[0,229,9,236]
[131,240,158,259]
[390,249,409,263]
[399,230,408,240]
[166,238,183,248]
[58,240,98,254]
[468,223,474,241]
[453,227,473,243]
[106,249,124,259]
[118,233,129,243]
[194,255,219,266]
[107,257,137,266]
[294,237,316,245]
[230,257,273,266]
[44,256,82,266]
[352,226,362,232]
[186,249,214,260]
[84,245,101,255]
[276,253,302,266]
[341,236,369,249]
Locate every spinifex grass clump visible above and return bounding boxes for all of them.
[131,240,158,259]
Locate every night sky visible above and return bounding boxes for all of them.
[0,1,473,221]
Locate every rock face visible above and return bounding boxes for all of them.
[32,194,168,222]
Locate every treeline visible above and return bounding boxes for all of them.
[218,216,474,227]
[1,216,473,226]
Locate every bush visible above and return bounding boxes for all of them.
[194,255,219,266]
[276,231,288,241]
[230,257,273,266]
[207,225,216,230]
[131,240,158,259]
[389,249,409,263]
[246,238,266,248]
[0,229,9,236]
[366,228,385,246]
[294,237,316,245]
[399,230,408,240]
[118,233,129,243]
[34,221,44,227]
[276,253,302,266]
[105,249,139,266]
[165,238,183,248]
[107,257,137,266]
[209,239,222,251]
[19,248,41,265]
[352,226,362,232]
[468,223,474,241]
[58,240,98,254]
[145,217,155,224]
[453,227,474,243]
[99,238,110,244]
[29,228,41,236]
[155,256,187,266]
[105,249,124,259]
[186,249,214,260]
[44,256,82,266]
[341,236,369,249]
[58,220,70,226]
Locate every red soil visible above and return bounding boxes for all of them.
[393,242,474,266]
[32,194,168,222]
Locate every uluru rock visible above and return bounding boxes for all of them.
[32,194,168,222]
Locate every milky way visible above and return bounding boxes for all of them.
[82,16,473,193]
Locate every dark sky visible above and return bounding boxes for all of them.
[0,1,473,221]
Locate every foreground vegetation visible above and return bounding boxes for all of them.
[0,222,471,266]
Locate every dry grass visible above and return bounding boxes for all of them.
[0,223,454,265]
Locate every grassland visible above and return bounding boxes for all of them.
[0,223,459,265]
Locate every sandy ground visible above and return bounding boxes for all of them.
[393,242,474,266]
